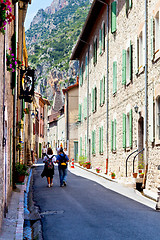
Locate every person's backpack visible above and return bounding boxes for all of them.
[59,155,67,169]
[46,155,54,169]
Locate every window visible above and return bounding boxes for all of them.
[99,22,105,55]
[113,61,117,94]
[126,0,132,16]
[126,41,132,84]
[99,126,103,154]
[151,11,160,61]
[92,130,96,155]
[92,87,97,113]
[93,37,97,65]
[111,119,116,152]
[157,97,160,140]
[155,12,160,54]
[100,76,105,106]
[123,109,132,149]
[111,1,117,33]
[135,28,145,74]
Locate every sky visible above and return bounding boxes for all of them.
[25,0,53,30]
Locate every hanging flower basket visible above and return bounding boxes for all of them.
[0,0,15,35]
[6,48,23,72]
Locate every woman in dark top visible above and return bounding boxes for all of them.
[43,148,55,187]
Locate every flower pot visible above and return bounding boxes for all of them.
[83,163,87,168]
[96,170,100,173]
[111,176,115,179]
[133,173,138,178]
[138,169,142,174]
[17,175,25,183]
[86,164,91,169]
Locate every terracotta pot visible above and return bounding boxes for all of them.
[86,164,91,169]
[111,176,115,179]
[133,173,138,178]
[17,175,25,183]
[96,170,100,173]
[138,169,142,173]
[139,174,144,178]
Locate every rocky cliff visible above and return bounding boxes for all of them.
[26,0,91,100]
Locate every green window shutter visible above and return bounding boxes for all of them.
[126,0,129,15]
[78,104,81,121]
[135,36,139,74]
[99,127,101,153]
[85,55,87,78]
[151,17,154,61]
[85,135,87,157]
[123,113,126,148]
[95,39,97,63]
[80,137,82,156]
[101,126,103,153]
[94,130,96,154]
[103,76,105,104]
[81,64,83,85]
[149,95,154,142]
[102,23,105,51]
[114,119,116,151]
[129,41,132,81]
[99,28,102,55]
[94,87,97,112]
[111,1,117,33]
[100,79,102,106]
[122,49,126,85]
[111,120,114,151]
[129,109,132,148]
[92,131,94,154]
[113,61,117,94]
[129,0,132,8]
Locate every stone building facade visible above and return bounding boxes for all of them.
[71,0,160,194]
[0,0,31,229]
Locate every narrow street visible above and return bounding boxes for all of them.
[32,161,160,240]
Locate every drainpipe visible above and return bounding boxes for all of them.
[13,3,18,189]
[87,46,90,161]
[66,91,69,149]
[144,0,148,167]
[3,25,7,217]
[106,4,109,173]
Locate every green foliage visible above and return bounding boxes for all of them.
[26,0,91,78]
[15,162,29,176]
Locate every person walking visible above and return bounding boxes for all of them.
[42,145,47,159]
[56,148,69,187]
[42,147,55,187]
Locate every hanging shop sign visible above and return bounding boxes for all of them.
[20,67,35,102]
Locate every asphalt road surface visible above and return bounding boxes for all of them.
[32,163,160,240]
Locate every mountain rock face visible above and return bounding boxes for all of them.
[26,0,91,100]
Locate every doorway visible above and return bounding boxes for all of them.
[138,117,144,167]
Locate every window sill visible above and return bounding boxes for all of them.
[112,150,116,154]
[125,147,131,152]
[137,65,145,75]
[153,49,160,62]
[155,139,160,146]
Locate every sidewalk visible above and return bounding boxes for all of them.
[69,164,157,210]
[0,180,27,240]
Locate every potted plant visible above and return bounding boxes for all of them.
[133,172,138,178]
[16,143,22,151]
[0,1,15,35]
[15,162,29,183]
[86,161,91,169]
[139,172,144,178]
[111,172,116,179]
[96,167,101,173]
